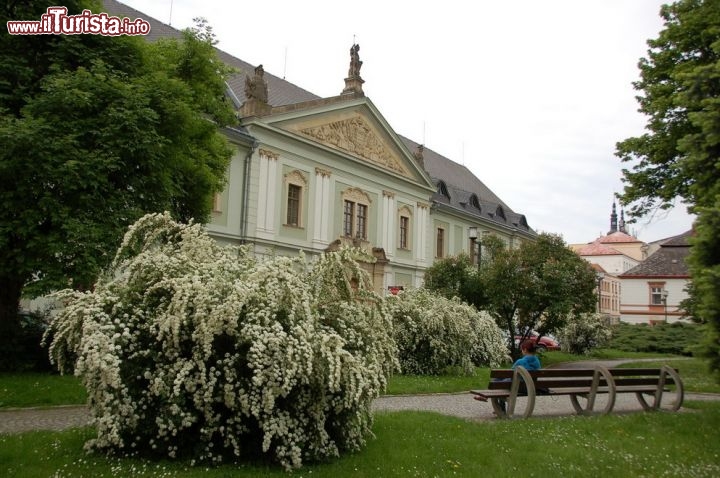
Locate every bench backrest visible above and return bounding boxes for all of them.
[488,368,680,390]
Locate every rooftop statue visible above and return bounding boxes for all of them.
[244,64,268,103]
[348,44,362,78]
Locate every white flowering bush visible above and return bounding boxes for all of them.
[387,289,507,375]
[47,212,396,470]
[558,313,613,355]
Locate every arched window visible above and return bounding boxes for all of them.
[496,205,506,220]
[469,194,480,210]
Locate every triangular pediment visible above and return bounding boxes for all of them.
[296,115,410,176]
[262,99,433,188]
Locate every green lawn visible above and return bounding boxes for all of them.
[620,358,720,394]
[2,351,715,407]
[2,402,720,477]
[0,373,86,409]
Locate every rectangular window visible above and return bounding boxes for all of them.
[286,184,301,226]
[356,204,367,239]
[436,228,445,258]
[399,216,409,249]
[650,286,664,305]
[344,200,354,237]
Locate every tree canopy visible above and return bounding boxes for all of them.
[425,234,597,358]
[615,0,720,373]
[0,0,236,369]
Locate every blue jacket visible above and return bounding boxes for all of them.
[512,354,541,371]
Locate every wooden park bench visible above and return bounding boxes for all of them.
[470,365,684,419]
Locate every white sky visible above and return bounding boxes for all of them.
[119,0,695,245]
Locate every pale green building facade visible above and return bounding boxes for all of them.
[105,0,537,294]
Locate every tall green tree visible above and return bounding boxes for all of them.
[481,234,597,358]
[424,234,597,358]
[421,252,486,309]
[615,0,720,373]
[0,1,236,369]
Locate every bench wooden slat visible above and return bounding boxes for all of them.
[473,365,684,419]
[490,369,596,379]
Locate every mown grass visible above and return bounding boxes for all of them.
[620,357,720,394]
[0,373,85,409]
[2,350,709,406]
[2,403,720,477]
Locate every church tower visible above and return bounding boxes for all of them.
[608,202,618,234]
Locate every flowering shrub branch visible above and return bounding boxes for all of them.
[387,289,507,375]
[557,313,612,355]
[47,212,396,469]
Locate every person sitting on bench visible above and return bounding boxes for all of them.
[474,341,541,408]
[513,341,541,371]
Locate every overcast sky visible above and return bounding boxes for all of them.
[119,0,695,245]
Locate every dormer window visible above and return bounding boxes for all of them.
[496,205,506,220]
[437,181,450,199]
[470,194,480,210]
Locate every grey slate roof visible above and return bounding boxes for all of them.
[399,137,531,232]
[104,0,533,234]
[658,230,693,247]
[621,230,693,277]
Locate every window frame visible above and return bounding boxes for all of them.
[286,183,302,227]
[341,188,372,241]
[436,227,445,258]
[650,284,666,306]
[283,170,307,228]
[399,215,409,249]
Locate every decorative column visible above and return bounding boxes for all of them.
[415,202,429,264]
[312,168,332,247]
[256,149,278,240]
[382,190,395,257]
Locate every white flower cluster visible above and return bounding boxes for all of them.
[386,289,508,375]
[47,213,397,470]
[558,312,613,355]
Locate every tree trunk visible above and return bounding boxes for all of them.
[0,274,26,371]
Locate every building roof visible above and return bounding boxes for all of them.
[104,0,534,234]
[620,233,691,278]
[598,231,642,244]
[577,241,624,256]
[658,229,693,247]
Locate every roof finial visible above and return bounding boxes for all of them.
[342,43,365,96]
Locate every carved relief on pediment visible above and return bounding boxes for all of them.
[298,117,410,177]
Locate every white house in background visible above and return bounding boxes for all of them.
[589,263,621,323]
[575,240,640,275]
[619,231,693,324]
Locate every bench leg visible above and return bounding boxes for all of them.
[570,366,616,416]
[635,366,684,412]
[491,398,509,418]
